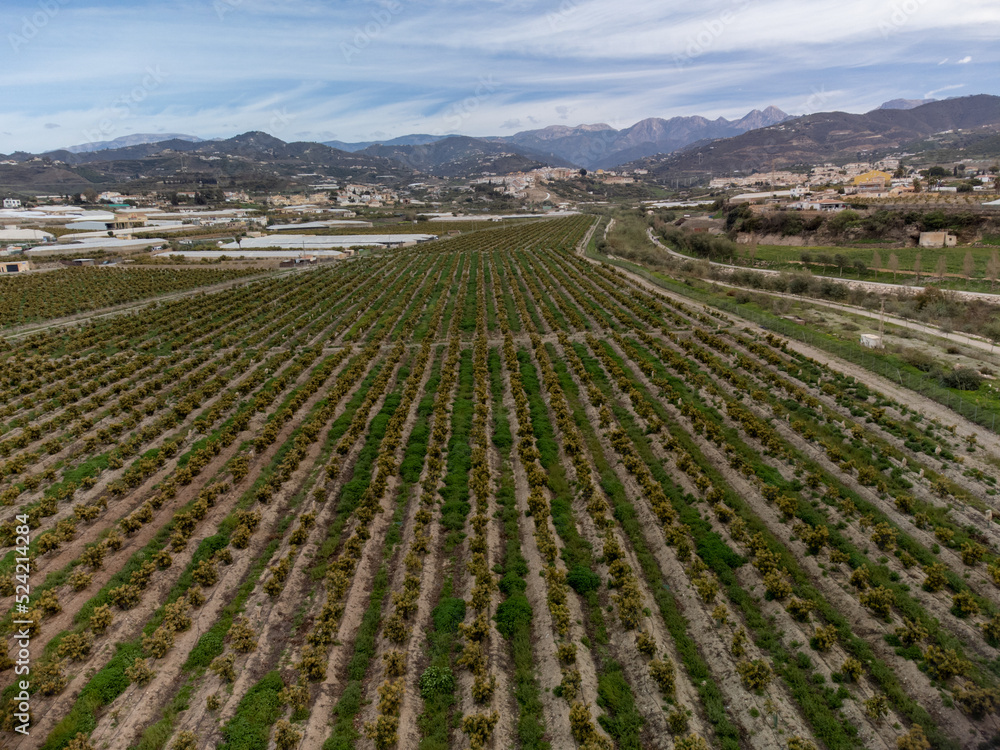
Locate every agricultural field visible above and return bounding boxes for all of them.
[0,268,264,328]
[2,215,1000,750]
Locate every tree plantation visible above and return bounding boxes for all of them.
[1,216,999,750]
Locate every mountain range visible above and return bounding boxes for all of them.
[318,106,791,170]
[0,132,418,194]
[632,94,1000,182]
[4,97,999,194]
[2,106,793,192]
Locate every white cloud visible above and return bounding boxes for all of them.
[924,84,966,99]
[957,55,973,64]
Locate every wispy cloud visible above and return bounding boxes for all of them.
[924,84,966,99]
[0,0,997,152]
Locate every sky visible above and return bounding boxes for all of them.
[1,0,999,153]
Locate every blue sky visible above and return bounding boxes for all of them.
[1,0,998,153]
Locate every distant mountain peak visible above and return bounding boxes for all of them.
[877,98,937,111]
[61,133,202,154]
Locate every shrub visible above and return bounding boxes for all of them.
[567,565,601,594]
[922,563,948,592]
[37,589,61,615]
[210,654,236,682]
[810,624,837,651]
[494,592,531,639]
[944,368,982,391]
[65,733,95,750]
[170,731,198,750]
[192,559,218,587]
[298,644,327,681]
[142,626,175,659]
[870,522,896,550]
[841,657,863,682]
[960,542,984,566]
[731,628,748,657]
[982,614,1000,645]
[35,659,68,695]
[229,615,258,652]
[57,632,94,661]
[472,672,496,703]
[951,591,980,618]
[274,719,303,750]
[419,665,455,699]
[383,650,407,677]
[163,599,192,632]
[736,659,772,691]
[666,708,689,735]
[763,570,792,600]
[126,657,156,685]
[859,585,894,620]
[649,658,676,697]
[635,631,657,657]
[69,570,93,591]
[895,618,928,647]
[364,714,398,750]
[954,681,999,718]
[110,584,141,609]
[786,598,813,622]
[90,604,113,634]
[674,735,710,750]
[923,645,966,680]
[557,642,577,664]
[278,682,310,713]
[896,724,931,750]
[462,711,499,750]
[864,694,889,720]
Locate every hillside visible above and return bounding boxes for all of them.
[0,133,418,194]
[359,135,573,176]
[633,95,1000,182]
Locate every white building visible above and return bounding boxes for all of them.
[2,199,21,209]
[860,334,883,349]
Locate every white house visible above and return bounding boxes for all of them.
[2,199,21,209]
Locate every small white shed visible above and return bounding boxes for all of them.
[859,334,883,349]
